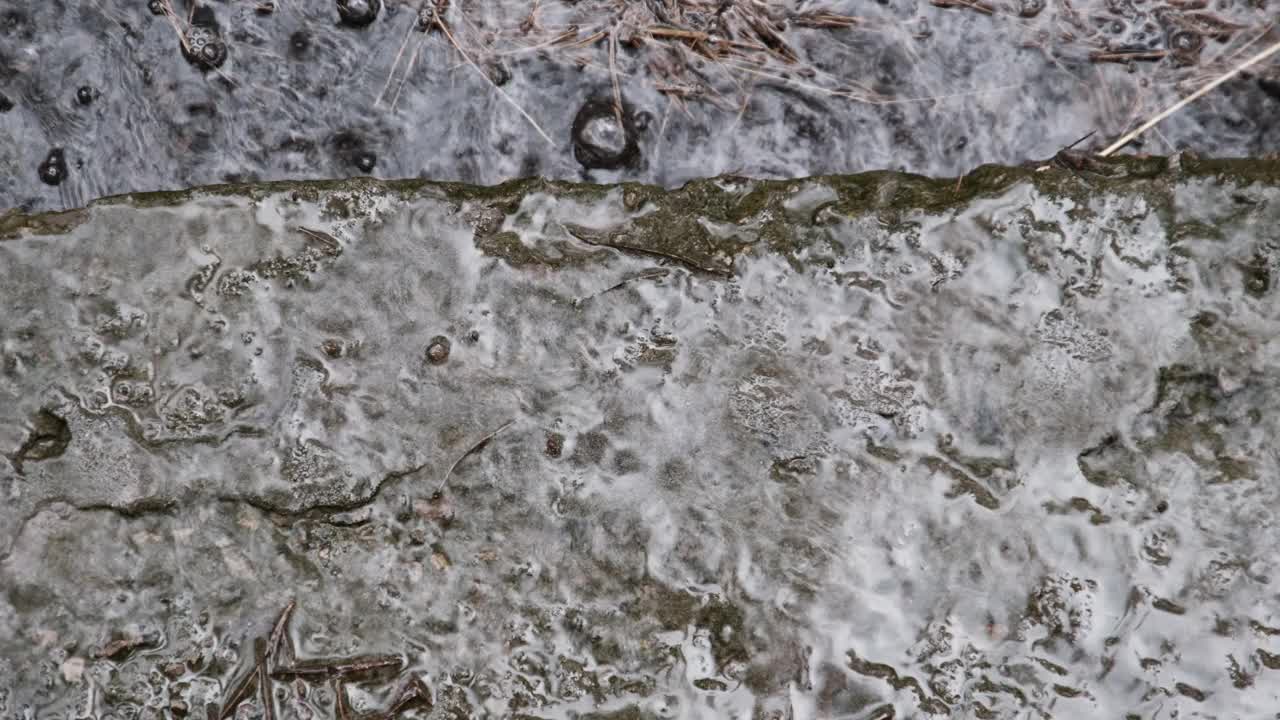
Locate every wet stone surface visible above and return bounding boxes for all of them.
[3,159,1280,717]
[2,0,1279,212]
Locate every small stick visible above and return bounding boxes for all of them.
[390,34,427,111]
[435,420,514,494]
[267,600,297,671]
[158,0,192,54]
[387,674,433,714]
[609,23,624,128]
[255,638,276,720]
[377,17,419,107]
[792,12,861,29]
[1100,38,1280,157]
[434,17,556,146]
[1089,50,1167,63]
[930,0,995,15]
[334,680,352,720]
[576,268,670,305]
[296,226,341,252]
[567,30,608,48]
[216,664,258,720]
[647,26,709,42]
[1065,129,1097,150]
[274,655,404,680]
[328,655,404,677]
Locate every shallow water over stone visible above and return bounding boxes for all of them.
[2,158,1280,717]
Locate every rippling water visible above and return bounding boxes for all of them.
[2,162,1279,717]
[2,0,1279,212]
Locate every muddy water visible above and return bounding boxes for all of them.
[2,160,1280,717]
[2,0,1280,213]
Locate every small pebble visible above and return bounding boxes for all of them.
[38,148,68,186]
[425,336,451,365]
[545,432,564,458]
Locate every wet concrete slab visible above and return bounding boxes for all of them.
[2,157,1280,718]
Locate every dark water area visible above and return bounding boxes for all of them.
[1,0,1279,212]
[4,2,1280,719]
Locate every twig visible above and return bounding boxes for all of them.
[377,17,419,107]
[216,664,258,720]
[255,638,276,720]
[1099,38,1280,156]
[435,17,556,146]
[646,26,709,41]
[275,655,404,679]
[296,226,341,252]
[157,0,192,55]
[609,23,624,127]
[576,268,670,305]
[391,34,426,111]
[930,0,995,15]
[335,680,352,720]
[267,599,296,671]
[435,420,514,494]
[568,29,608,48]
[1089,49,1167,63]
[791,11,861,29]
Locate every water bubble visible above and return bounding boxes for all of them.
[583,117,625,156]
[355,152,376,173]
[38,148,68,186]
[1169,30,1202,54]
[336,0,380,28]
[486,61,511,86]
[1018,0,1045,17]
[289,30,310,58]
[147,0,165,16]
[571,97,641,170]
[425,335,451,365]
[181,14,227,71]
[76,86,94,105]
